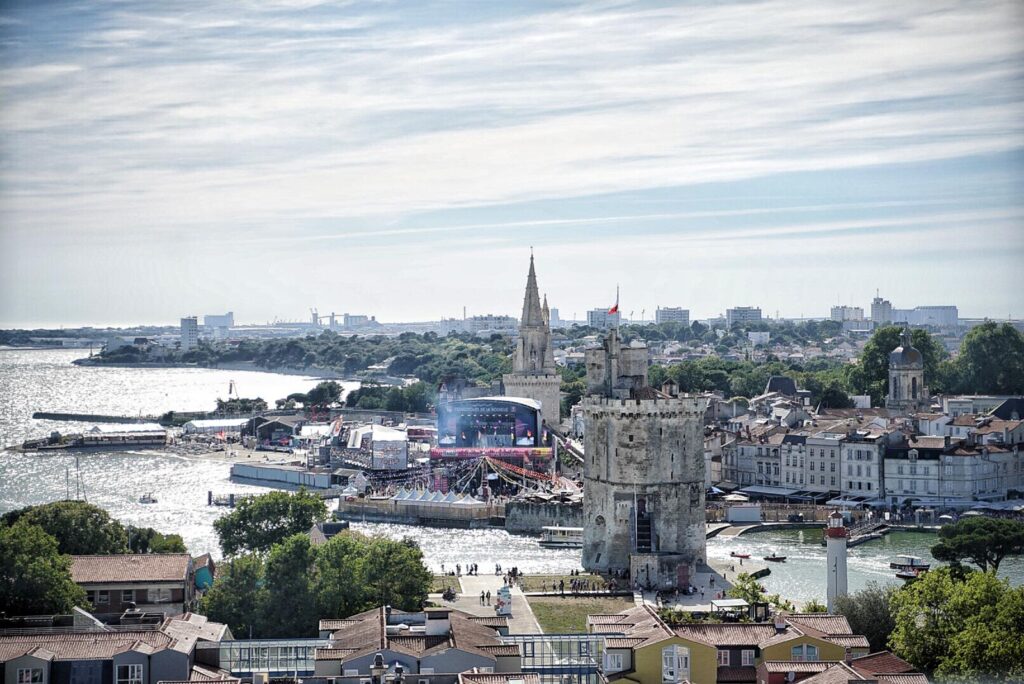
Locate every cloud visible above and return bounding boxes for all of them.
[0,0,1022,324]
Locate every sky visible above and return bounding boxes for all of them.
[1,0,1022,328]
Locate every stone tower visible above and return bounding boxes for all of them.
[503,255,562,427]
[581,327,707,590]
[825,510,849,612]
[885,328,928,414]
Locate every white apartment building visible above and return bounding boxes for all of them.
[805,430,843,494]
[839,429,888,499]
[180,316,198,351]
[726,307,762,327]
[587,309,621,329]
[780,434,808,490]
[655,307,690,325]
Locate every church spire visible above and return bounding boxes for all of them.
[520,253,544,327]
[542,293,550,326]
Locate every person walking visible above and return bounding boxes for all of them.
[486,590,491,605]
[480,591,485,605]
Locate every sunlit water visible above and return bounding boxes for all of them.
[708,528,1024,604]
[0,348,336,555]
[3,349,1023,594]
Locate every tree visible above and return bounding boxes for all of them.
[2,501,128,555]
[833,581,897,653]
[802,598,827,613]
[306,381,343,410]
[127,527,187,554]
[931,517,1024,574]
[361,536,432,611]
[888,567,1024,680]
[726,572,793,611]
[857,326,946,404]
[0,523,87,615]
[952,322,1024,395]
[199,554,267,637]
[315,532,371,618]
[214,490,327,556]
[261,534,318,637]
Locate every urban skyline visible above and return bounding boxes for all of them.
[1,0,1022,326]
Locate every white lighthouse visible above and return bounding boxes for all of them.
[825,510,849,613]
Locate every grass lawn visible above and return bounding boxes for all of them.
[518,573,611,593]
[527,595,634,634]
[431,575,460,593]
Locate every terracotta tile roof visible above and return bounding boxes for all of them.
[319,618,363,631]
[760,661,834,674]
[188,665,238,682]
[797,663,864,684]
[604,638,647,649]
[824,634,870,649]
[877,675,929,684]
[328,607,507,663]
[477,645,521,657]
[315,648,358,661]
[849,651,915,676]
[0,631,173,662]
[71,554,191,584]
[467,616,510,630]
[459,674,541,684]
[716,666,757,682]
[784,614,853,637]
[673,623,778,647]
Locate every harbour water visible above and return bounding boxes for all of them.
[2,348,1022,602]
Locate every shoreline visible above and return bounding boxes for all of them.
[70,357,354,381]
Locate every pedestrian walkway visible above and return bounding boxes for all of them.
[428,574,542,634]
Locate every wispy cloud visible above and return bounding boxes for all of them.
[0,0,1022,324]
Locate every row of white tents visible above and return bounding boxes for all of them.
[390,487,485,506]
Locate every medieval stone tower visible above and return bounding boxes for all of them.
[503,255,562,427]
[581,327,707,589]
[885,327,929,414]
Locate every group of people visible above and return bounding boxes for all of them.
[440,563,484,576]
[478,590,493,605]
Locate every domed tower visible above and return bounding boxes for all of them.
[885,328,928,414]
[825,510,848,613]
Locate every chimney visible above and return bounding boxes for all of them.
[773,616,787,633]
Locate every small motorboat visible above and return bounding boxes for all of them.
[730,551,751,559]
[763,554,787,562]
[139,492,158,504]
[890,555,930,572]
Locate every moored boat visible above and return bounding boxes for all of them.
[539,526,584,548]
[764,554,787,562]
[139,492,158,504]
[730,551,751,559]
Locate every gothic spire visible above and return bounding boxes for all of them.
[520,254,545,327]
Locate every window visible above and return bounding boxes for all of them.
[606,654,624,672]
[662,645,689,683]
[478,668,494,673]
[96,590,109,605]
[147,587,172,603]
[86,590,96,604]
[830,463,835,472]
[17,669,42,684]
[790,645,818,662]
[717,650,729,666]
[522,642,535,657]
[122,590,134,603]
[578,642,590,656]
[116,664,143,684]
[867,482,872,491]
[741,650,755,667]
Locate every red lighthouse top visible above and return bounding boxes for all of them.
[825,510,848,539]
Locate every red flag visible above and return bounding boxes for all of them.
[608,285,619,314]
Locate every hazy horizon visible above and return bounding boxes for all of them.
[2,1,1022,327]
